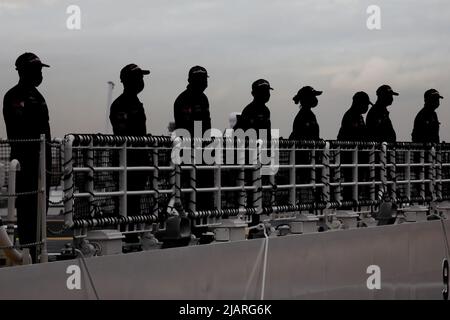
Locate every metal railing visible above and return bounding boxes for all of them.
[2,133,450,257]
[61,134,450,237]
[0,135,49,263]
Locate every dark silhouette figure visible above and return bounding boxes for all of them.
[337,92,373,203]
[289,86,322,141]
[110,64,149,136]
[337,91,372,141]
[366,85,398,143]
[234,79,272,139]
[289,86,322,209]
[3,53,52,262]
[110,63,150,244]
[174,66,211,137]
[173,65,213,237]
[233,79,273,236]
[411,89,443,143]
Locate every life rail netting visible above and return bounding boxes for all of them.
[0,138,62,192]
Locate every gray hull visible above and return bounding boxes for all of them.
[0,219,449,300]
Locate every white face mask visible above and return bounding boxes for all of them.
[229,112,240,128]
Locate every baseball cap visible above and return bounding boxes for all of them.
[353,91,373,105]
[15,52,50,70]
[376,85,399,96]
[293,86,322,103]
[252,79,274,91]
[120,64,150,82]
[424,89,443,100]
[188,65,209,78]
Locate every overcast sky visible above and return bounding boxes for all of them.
[0,0,449,141]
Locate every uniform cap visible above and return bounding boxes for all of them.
[424,88,443,100]
[293,86,322,104]
[353,91,373,105]
[376,85,399,96]
[188,65,209,78]
[120,64,150,82]
[15,52,50,70]
[252,79,274,91]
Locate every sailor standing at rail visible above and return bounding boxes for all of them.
[366,85,399,143]
[233,79,273,236]
[337,92,373,202]
[337,91,372,141]
[411,89,443,143]
[234,79,272,139]
[173,65,212,240]
[2,53,52,262]
[289,86,323,207]
[289,86,322,141]
[109,63,150,245]
[174,66,211,137]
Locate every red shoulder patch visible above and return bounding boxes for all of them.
[11,99,25,109]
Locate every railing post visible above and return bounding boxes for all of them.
[152,146,159,215]
[38,134,48,263]
[87,139,95,218]
[119,141,127,219]
[380,142,387,199]
[189,151,197,214]
[436,145,442,200]
[7,159,20,242]
[420,148,425,200]
[311,144,316,193]
[352,145,359,202]
[430,146,436,201]
[369,144,376,202]
[237,138,245,209]
[289,143,296,206]
[334,145,342,203]
[323,142,331,205]
[390,148,397,202]
[405,148,411,201]
[63,135,74,228]
[253,141,262,215]
[214,137,222,212]
[171,138,181,208]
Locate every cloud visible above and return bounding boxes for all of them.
[0,0,57,9]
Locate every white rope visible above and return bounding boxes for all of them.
[74,249,100,300]
[242,223,270,300]
[243,233,265,300]
[261,225,269,300]
[439,217,450,259]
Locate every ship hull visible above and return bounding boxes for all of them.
[0,219,449,300]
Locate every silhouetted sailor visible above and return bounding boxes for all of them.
[174,66,211,137]
[233,79,273,235]
[234,79,272,139]
[110,64,149,136]
[288,86,322,207]
[337,91,372,141]
[411,89,443,143]
[110,63,150,245]
[289,86,322,141]
[3,52,51,262]
[337,92,373,202]
[366,85,398,143]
